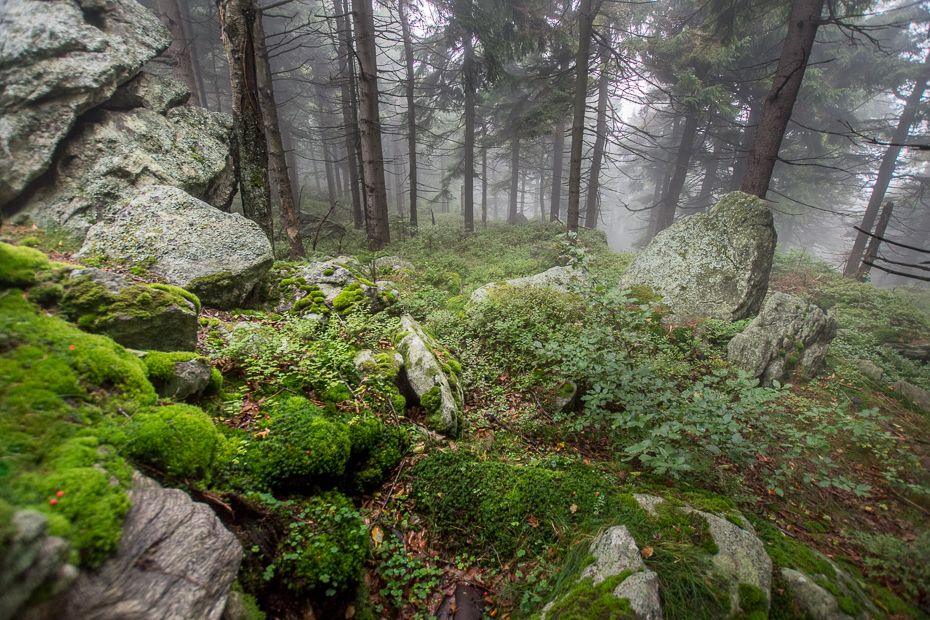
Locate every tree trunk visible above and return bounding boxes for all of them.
[509,134,520,224]
[740,0,826,198]
[652,112,699,237]
[844,73,928,277]
[566,0,598,233]
[697,133,720,211]
[157,0,202,106]
[321,123,337,206]
[281,122,301,202]
[399,0,418,230]
[177,0,207,108]
[856,201,894,281]
[538,146,547,219]
[334,0,364,230]
[481,145,488,227]
[583,43,609,229]
[353,0,389,249]
[550,117,565,221]
[217,0,273,245]
[463,38,476,232]
[253,5,305,259]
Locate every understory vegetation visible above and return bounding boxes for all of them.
[1,221,929,619]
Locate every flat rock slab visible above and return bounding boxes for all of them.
[76,186,272,309]
[28,472,242,620]
[618,192,776,325]
[0,0,170,206]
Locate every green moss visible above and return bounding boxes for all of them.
[28,282,64,306]
[627,285,662,305]
[548,573,636,619]
[815,579,839,597]
[187,271,235,303]
[726,513,745,529]
[125,404,224,479]
[682,490,734,513]
[148,283,202,314]
[0,242,51,287]
[332,283,366,315]
[738,583,767,615]
[249,174,264,188]
[420,385,442,416]
[208,368,224,393]
[19,236,40,248]
[744,514,835,578]
[837,595,861,616]
[323,269,335,276]
[281,278,294,286]
[143,350,203,382]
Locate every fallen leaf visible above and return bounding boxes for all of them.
[641,546,654,559]
[527,515,540,528]
[569,504,577,514]
[371,526,384,548]
[345,605,355,619]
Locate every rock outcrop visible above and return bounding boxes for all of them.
[76,186,272,309]
[59,267,199,351]
[0,0,171,207]
[396,315,464,437]
[727,292,837,386]
[617,192,777,325]
[469,266,583,305]
[10,99,236,236]
[23,472,242,620]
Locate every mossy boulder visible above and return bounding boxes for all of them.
[75,186,272,308]
[142,351,213,399]
[395,314,464,437]
[728,292,837,386]
[124,404,225,480]
[617,192,777,325]
[59,268,199,352]
[0,242,51,288]
[468,265,584,306]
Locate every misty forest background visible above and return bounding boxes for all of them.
[146,0,930,281]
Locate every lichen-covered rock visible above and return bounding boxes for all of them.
[469,266,583,305]
[0,511,78,620]
[11,106,237,237]
[59,267,199,352]
[395,315,464,437]
[780,565,875,620]
[727,293,837,386]
[142,351,213,399]
[271,259,399,316]
[578,526,662,620]
[852,359,883,382]
[354,349,404,381]
[633,494,771,615]
[23,472,242,620]
[617,192,777,325]
[75,186,272,308]
[372,255,414,274]
[892,380,930,411]
[0,0,171,207]
[101,71,190,115]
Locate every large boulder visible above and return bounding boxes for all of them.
[0,0,170,207]
[75,186,273,309]
[101,71,190,115]
[469,266,583,305]
[617,192,777,324]
[59,267,199,352]
[270,259,399,317]
[9,103,237,236]
[727,293,837,386]
[22,472,242,620]
[396,315,464,437]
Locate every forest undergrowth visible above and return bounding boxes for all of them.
[2,219,930,619]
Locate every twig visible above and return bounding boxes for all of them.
[530,392,555,422]
[888,487,930,518]
[485,413,539,448]
[373,459,406,520]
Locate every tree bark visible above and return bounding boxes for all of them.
[253,5,305,259]
[549,116,565,221]
[583,43,609,229]
[157,0,202,106]
[481,145,488,227]
[399,0,418,231]
[177,0,207,108]
[217,0,273,245]
[697,133,720,211]
[739,0,826,198]
[509,134,520,224]
[856,201,894,281]
[844,73,928,277]
[463,38,476,232]
[652,112,699,237]
[729,93,763,191]
[566,0,598,233]
[335,0,364,230]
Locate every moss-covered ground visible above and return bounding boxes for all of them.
[3,219,930,620]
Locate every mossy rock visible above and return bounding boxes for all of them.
[0,242,50,288]
[124,404,224,480]
[59,269,199,352]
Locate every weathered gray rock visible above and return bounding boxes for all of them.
[76,186,272,309]
[892,380,930,411]
[221,591,249,620]
[0,0,170,207]
[550,380,579,414]
[60,267,199,351]
[728,293,837,386]
[24,472,242,620]
[372,255,415,274]
[396,315,464,437]
[469,266,583,305]
[274,259,398,316]
[885,341,930,363]
[147,355,212,399]
[633,494,771,614]
[852,359,883,382]
[618,192,777,324]
[780,565,874,620]
[11,106,236,236]
[0,511,78,620]
[580,527,663,620]
[101,71,190,115]
[354,349,405,380]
